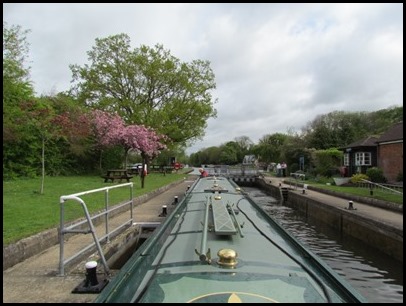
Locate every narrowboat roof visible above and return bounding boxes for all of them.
[95,176,366,303]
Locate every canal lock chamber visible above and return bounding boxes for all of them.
[103,224,157,271]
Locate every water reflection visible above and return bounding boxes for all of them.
[243,186,403,303]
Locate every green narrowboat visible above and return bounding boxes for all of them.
[94,175,366,303]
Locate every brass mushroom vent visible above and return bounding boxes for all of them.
[217,248,238,268]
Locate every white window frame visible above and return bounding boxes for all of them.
[354,152,371,166]
[343,153,349,166]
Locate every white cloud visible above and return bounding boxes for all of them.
[4,3,403,155]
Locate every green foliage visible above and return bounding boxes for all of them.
[366,167,387,183]
[365,106,404,134]
[100,146,127,171]
[311,148,343,177]
[218,144,238,165]
[350,173,369,184]
[301,108,403,150]
[254,133,287,164]
[290,162,299,173]
[3,22,36,178]
[70,34,217,149]
[3,22,32,83]
[218,142,241,164]
[311,176,333,184]
[3,24,403,182]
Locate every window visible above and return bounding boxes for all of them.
[343,153,349,166]
[355,152,371,166]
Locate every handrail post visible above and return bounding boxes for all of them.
[105,189,109,242]
[130,185,134,220]
[58,197,65,276]
[199,197,211,262]
[58,182,133,276]
[80,197,111,276]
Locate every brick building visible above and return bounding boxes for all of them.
[340,121,403,183]
[376,121,403,183]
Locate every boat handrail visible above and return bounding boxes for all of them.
[196,196,211,263]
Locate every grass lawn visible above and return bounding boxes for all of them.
[283,178,403,205]
[4,170,402,246]
[306,183,403,204]
[3,171,189,246]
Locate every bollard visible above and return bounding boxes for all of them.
[187,185,191,191]
[173,196,179,205]
[159,205,168,217]
[72,261,109,293]
[84,261,99,287]
[348,201,354,210]
[302,184,308,194]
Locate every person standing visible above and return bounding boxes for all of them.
[276,163,282,177]
[281,162,287,177]
[199,168,208,177]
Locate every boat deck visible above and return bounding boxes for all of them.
[95,176,366,303]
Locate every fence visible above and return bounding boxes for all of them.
[58,183,134,276]
[358,179,403,195]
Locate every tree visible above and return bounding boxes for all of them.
[3,22,34,132]
[219,142,239,165]
[52,97,103,174]
[3,22,31,84]
[90,110,167,188]
[17,98,64,193]
[278,134,309,174]
[69,34,217,150]
[233,136,254,162]
[253,133,288,164]
[3,22,37,179]
[300,109,403,150]
[311,148,343,177]
[50,93,94,158]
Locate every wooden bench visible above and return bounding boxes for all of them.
[102,169,133,183]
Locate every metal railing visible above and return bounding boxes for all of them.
[58,183,134,276]
[204,165,261,177]
[358,179,403,195]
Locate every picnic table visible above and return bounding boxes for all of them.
[102,169,133,183]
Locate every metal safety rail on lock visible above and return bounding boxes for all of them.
[58,183,134,276]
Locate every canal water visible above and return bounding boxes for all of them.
[243,186,403,303]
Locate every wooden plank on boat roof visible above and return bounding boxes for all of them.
[212,198,237,235]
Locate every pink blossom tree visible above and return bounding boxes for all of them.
[123,124,168,188]
[90,109,126,148]
[90,110,168,187]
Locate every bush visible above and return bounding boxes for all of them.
[314,175,334,185]
[396,171,403,182]
[289,162,299,173]
[350,173,369,184]
[366,167,387,183]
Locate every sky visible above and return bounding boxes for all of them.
[4,3,403,155]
